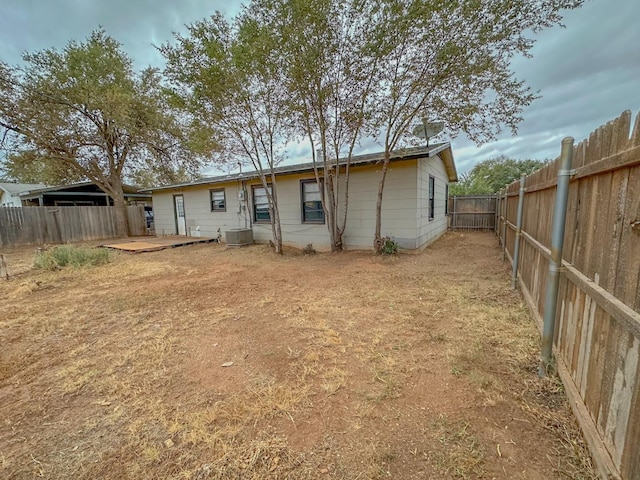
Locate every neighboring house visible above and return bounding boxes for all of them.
[18,182,152,207]
[143,144,457,250]
[0,182,48,207]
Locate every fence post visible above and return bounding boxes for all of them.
[539,137,574,377]
[493,192,500,240]
[501,189,507,261]
[452,195,457,230]
[511,175,526,289]
[494,194,499,237]
[1,254,8,280]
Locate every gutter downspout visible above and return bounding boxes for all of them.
[539,137,575,377]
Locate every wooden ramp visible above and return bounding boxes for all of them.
[103,236,217,253]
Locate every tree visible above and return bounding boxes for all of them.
[0,29,204,236]
[130,165,197,189]
[260,0,379,252]
[2,150,85,185]
[162,11,293,254]
[367,0,583,253]
[449,156,548,195]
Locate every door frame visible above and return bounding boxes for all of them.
[173,194,186,235]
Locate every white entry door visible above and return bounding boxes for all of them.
[174,195,186,235]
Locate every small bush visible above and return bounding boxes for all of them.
[381,237,399,255]
[34,245,111,270]
[302,243,316,255]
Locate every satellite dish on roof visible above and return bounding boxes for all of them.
[413,119,444,143]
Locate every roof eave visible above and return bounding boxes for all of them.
[439,146,458,183]
[141,143,454,193]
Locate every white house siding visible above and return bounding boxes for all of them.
[151,176,330,245]
[0,192,21,207]
[152,182,246,238]
[151,155,450,250]
[416,154,449,248]
[340,160,418,249]
[245,173,331,247]
[150,191,176,236]
[249,161,419,250]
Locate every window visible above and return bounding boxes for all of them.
[445,184,449,215]
[301,180,324,223]
[428,175,435,221]
[210,189,226,212]
[252,185,272,222]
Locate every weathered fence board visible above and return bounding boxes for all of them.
[448,195,497,230]
[498,110,640,480]
[126,205,147,236]
[0,205,146,247]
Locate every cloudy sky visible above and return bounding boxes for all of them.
[1,0,638,175]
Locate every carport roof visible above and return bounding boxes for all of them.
[141,143,457,193]
[17,181,151,200]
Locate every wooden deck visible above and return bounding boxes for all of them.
[103,236,217,253]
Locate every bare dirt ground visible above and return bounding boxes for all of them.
[0,232,597,479]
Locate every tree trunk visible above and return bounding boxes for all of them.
[325,172,339,252]
[271,205,283,254]
[267,176,283,255]
[373,152,391,254]
[110,178,129,237]
[335,228,344,251]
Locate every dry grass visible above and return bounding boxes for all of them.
[0,233,597,479]
[442,272,598,480]
[520,377,599,480]
[429,416,485,478]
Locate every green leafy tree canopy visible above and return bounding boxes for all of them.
[450,156,548,195]
[0,29,208,234]
[161,11,293,253]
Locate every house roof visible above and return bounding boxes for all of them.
[17,181,150,199]
[141,143,457,193]
[0,182,48,196]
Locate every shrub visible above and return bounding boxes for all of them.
[381,237,399,255]
[34,245,111,270]
[302,243,316,255]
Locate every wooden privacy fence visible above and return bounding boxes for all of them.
[448,195,497,230]
[497,110,640,480]
[0,205,147,247]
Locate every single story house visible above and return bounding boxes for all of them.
[18,182,151,207]
[0,182,47,207]
[142,143,457,250]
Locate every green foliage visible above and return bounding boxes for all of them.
[302,243,317,255]
[3,150,85,185]
[34,245,111,270]
[130,166,196,189]
[255,0,379,252]
[160,0,581,252]
[365,0,585,148]
[162,11,291,253]
[162,13,290,168]
[381,237,399,255]
[366,0,582,249]
[0,29,207,234]
[450,156,548,195]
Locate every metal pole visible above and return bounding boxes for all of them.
[539,137,574,377]
[502,189,507,261]
[493,193,500,235]
[511,175,526,289]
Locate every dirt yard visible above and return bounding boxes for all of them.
[0,232,596,479]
